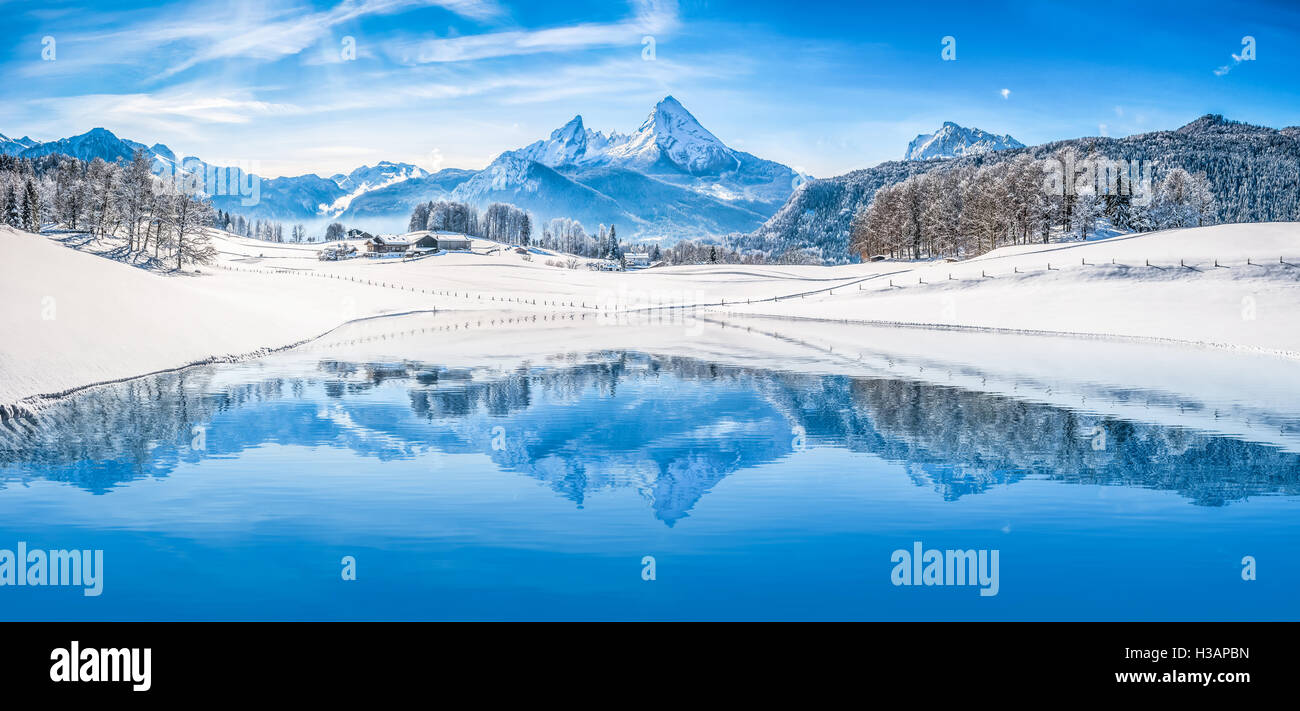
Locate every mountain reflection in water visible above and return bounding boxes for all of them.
[3,351,1298,523]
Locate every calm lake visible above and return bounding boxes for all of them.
[2,312,1298,620]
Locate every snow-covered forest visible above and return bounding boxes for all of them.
[0,150,218,269]
[849,150,1215,260]
[407,199,533,244]
[743,115,1300,263]
[408,198,628,261]
[407,197,786,265]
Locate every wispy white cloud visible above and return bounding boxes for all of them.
[393,0,678,64]
[26,85,303,142]
[52,0,508,80]
[1215,36,1256,76]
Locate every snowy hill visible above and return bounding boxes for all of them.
[3,222,1298,409]
[905,122,1024,160]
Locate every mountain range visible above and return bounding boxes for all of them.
[736,114,1300,262]
[905,122,1024,160]
[2,96,800,240]
[13,110,1289,265]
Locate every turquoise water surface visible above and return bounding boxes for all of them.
[2,320,1297,621]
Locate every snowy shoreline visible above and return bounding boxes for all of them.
[2,222,1298,411]
[0,308,445,419]
[701,311,1300,361]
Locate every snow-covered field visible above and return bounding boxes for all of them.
[1,222,1297,407]
[719,222,1300,355]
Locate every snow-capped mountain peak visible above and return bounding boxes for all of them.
[0,133,39,156]
[553,115,585,143]
[324,161,430,216]
[607,95,740,175]
[509,96,745,177]
[905,122,1025,160]
[516,115,600,167]
[456,95,798,237]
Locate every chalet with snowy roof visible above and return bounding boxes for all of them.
[364,235,412,255]
[359,231,476,257]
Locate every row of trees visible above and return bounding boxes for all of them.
[850,151,1217,261]
[535,220,626,261]
[407,199,533,245]
[407,198,797,266]
[1,173,41,233]
[0,152,217,269]
[212,210,310,243]
[408,199,633,262]
[656,240,785,265]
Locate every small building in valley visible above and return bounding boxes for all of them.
[364,231,474,256]
[398,230,474,252]
[364,235,412,256]
[432,233,473,251]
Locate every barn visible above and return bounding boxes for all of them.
[398,231,472,251]
[364,235,412,255]
[432,234,472,251]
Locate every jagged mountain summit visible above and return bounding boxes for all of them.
[513,115,622,167]
[905,122,1025,160]
[0,133,40,155]
[513,96,746,175]
[606,95,741,175]
[453,96,800,239]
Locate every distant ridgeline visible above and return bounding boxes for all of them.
[0,97,800,241]
[734,115,1300,264]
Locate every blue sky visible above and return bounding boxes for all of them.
[1,0,1297,178]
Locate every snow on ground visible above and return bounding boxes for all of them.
[1,222,1298,407]
[717,223,1300,355]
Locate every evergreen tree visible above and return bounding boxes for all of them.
[605,224,621,260]
[4,184,19,227]
[22,178,39,232]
